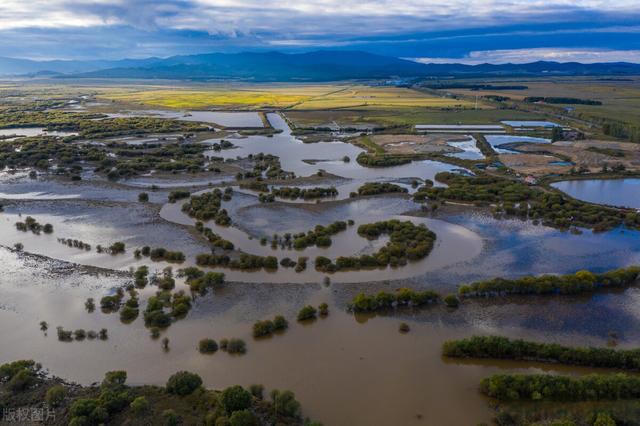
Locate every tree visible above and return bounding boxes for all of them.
[102,371,127,388]
[166,371,202,396]
[220,385,252,413]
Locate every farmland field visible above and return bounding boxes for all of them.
[95,84,477,111]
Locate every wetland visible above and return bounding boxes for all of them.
[2,82,640,425]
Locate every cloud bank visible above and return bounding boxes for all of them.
[0,0,638,60]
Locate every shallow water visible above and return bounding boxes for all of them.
[485,134,551,154]
[446,136,485,160]
[204,113,466,194]
[502,120,559,128]
[0,127,78,139]
[106,109,264,128]
[551,178,640,209]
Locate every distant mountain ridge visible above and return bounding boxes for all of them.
[1,51,639,81]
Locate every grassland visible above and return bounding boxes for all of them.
[285,108,541,129]
[444,77,640,125]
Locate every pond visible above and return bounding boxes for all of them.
[551,178,640,209]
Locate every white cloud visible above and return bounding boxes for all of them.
[410,48,640,64]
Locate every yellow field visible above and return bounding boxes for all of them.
[95,84,477,110]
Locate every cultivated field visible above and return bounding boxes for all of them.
[95,84,477,111]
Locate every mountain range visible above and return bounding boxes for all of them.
[1,51,640,81]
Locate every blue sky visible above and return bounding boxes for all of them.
[1,0,639,62]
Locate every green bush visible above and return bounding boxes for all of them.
[481,373,640,401]
[297,305,317,321]
[252,320,275,338]
[443,335,640,370]
[229,409,256,426]
[162,409,179,426]
[444,294,460,308]
[458,266,640,297]
[220,385,252,413]
[130,396,149,414]
[226,339,246,354]
[271,389,301,417]
[349,288,440,312]
[273,315,288,331]
[199,339,219,354]
[166,371,203,396]
[8,368,35,392]
[45,385,66,407]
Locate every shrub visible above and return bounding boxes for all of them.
[0,360,35,381]
[120,305,139,322]
[348,288,440,312]
[444,294,460,308]
[162,409,179,426]
[8,368,35,392]
[168,190,190,203]
[297,305,317,321]
[138,192,149,202]
[199,339,219,354]
[144,309,172,328]
[249,384,264,399]
[442,335,640,371]
[103,371,127,387]
[220,385,252,413]
[109,241,126,254]
[318,303,329,316]
[458,266,640,297]
[229,409,257,426]
[226,339,247,354]
[481,372,640,402]
[252,320,275,338]
[45,385,65,407]
[130,396,149,414]
[399,323,410,333]
[271,389,301,417]
[273,315,288,331]
[166,371,203,396]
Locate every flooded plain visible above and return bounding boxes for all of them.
[2,108,640,425]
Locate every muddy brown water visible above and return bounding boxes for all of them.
[4,248,638,426]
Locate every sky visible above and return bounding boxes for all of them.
[0,0,639,63]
